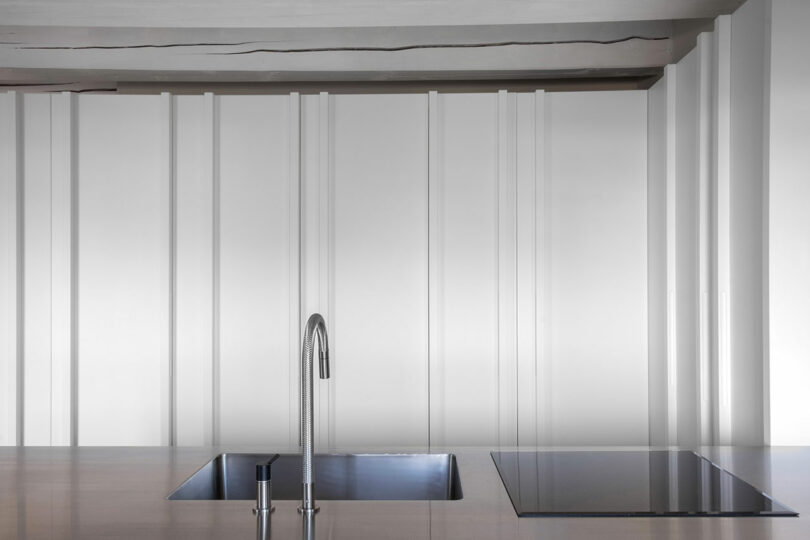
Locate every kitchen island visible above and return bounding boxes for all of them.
[1,446,807,539]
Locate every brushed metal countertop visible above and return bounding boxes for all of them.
[1,445,808,539]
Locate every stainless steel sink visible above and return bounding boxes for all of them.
[168,453,463,501]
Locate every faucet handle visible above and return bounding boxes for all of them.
[254,454,280,515]
[256,454,280,482]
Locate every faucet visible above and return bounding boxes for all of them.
[299,313,330,514]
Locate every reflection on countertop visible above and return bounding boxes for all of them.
[1,445,809,539]
[256,511,316,540]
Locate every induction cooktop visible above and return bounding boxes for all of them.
[491,450,797,517]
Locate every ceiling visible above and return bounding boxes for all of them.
[0,0,745,91]
[0,0,746,28]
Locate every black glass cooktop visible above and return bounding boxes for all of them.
[491,450,797,517]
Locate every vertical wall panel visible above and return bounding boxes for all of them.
[287,93,301,448]
[515,92,540,448]
[50,92,74,446]
[649,55,716,449]
[713,15,733,445]
[22,94,52,446]
[673,37,716,447]
[22,93,76,447]
[497,90,518,448]
[536,92,553,446]
[546,91,649,445]
[647,11,771,448]
[4,89,659,448]
[301,93,331,449]
[728,0,767,446]
[665,67,678,447]
[174,94,214,446]
[330,94,429,448]
[209,93,221,445]
[768,0,810,445]
[77,95,171,445]
[697,33,714,447]
[217,96,295,446]
[320,93,335,448]
[0,92,21,446]
[675,47,701,449]
[647,75,669,447]
[431,93,499,447]
[161,93,174,446]
[427,91,440,448]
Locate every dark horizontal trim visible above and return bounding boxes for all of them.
[119,74,664,93]
[0,67,664,93]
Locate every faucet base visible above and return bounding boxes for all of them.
[297,506,320,515]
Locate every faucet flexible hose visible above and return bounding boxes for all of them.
[300,313,329,512]
[301,326,315,487]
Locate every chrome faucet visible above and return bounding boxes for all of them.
[299,313,330,515]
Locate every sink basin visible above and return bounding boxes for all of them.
[168,453,463,501]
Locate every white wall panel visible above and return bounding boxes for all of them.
[301,93,332,448]
[673,37,715,448]
[768,0,810,445]
[728,0,768,446]
[515,91,542,448]
[649,22,734,450]
[174,94,214,446]
[77,95,171,445]
[713,15,734,444]
[22,94,53,446]
[497,90,518,448]
[647,75,670,447]
[430,93,500,447]
[216,95,296,446]
[546,91,649,446]
[665,67,678,447]
[50,93,75,447]
[0,92,21,446]
[4,89,657,448]
[645,6,774,448]
[674,47,701,448]
[330,94,429,448]
[696,33,713,447]
[18,93,74,447]
[286,93,301,449]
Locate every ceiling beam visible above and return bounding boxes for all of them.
[0,22,677,87]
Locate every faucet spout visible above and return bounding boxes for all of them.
[317,332,330,380]
[299,313,330,515]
